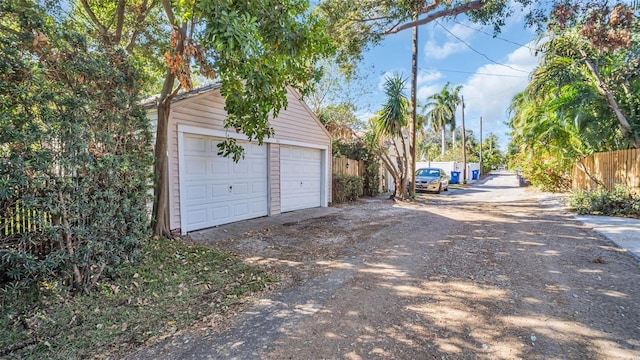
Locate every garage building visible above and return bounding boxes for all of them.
[145,84,332,234]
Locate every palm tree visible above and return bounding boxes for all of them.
[423,83,462,155]
[368,74,410,200]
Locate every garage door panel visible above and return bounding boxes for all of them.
[232,161,249,175]
[185,208,207,225]
[181,134,268,232]
[211,162,230,176]
[232,182,249,195]
[185,184,208,200]
[210,184,228,197]
[185,137,207,152]
[212,206,230,220]
[233,203,249,216]
[184,157,207,176]
[280,145,322,212]
[251,200,268,213]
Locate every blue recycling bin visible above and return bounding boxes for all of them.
[450,171,460,184]
[472,169,479,180]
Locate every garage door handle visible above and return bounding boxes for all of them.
[300,181,303,186]
[229,185,233,192]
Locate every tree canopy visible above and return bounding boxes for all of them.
[318,0,555,74]
[508,1,640,191]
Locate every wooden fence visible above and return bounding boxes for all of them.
[332,157,365,176]
[572,149,640,192]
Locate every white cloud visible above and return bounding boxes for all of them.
[424,22,476,60]
[417,84,441,101]
[425,40,467,60]
[417,70,443,85]
[356,110,377,123]
[449,22,477,39]
[458,42,540,149]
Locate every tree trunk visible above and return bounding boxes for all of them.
[576,156,606,189]
[409,11,418,195]
[461,96,467,183]
[375,146,400,199]
[152,70,177,238]
[441,127,446,155]
[581,51,639,148]
[398,131,410,200]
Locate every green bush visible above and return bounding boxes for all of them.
[0,3,152,294]
[509,152,572,192]
[332,175,364,203]
[362,160,381,197]
[333,140,380,197]
[569,185,640,218]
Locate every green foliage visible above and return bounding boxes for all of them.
[378,75,409,135]
[196,0,334,158]
[569,185,640,218]
[333,140,380,197]
[509,152,572,192]
[0,1,152,293]
[507,3,640,192]
[424,82,462,134]
[0,238,273,359]
[480,148,505,174]
[318,0,548,75]
[332,175,363,203]
[369,74,411,200]
[319,103,364,140]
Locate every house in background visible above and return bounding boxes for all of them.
[143,84,332,234]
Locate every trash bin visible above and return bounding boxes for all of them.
[450,171,460,184]
[471,169,479,180]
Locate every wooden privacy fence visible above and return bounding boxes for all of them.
[332,157,365,176]
[572,149,640,192]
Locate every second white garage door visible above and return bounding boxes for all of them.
[280,145,322,212]
[180,134,268,232]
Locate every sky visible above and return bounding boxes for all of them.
[352,9,542,151]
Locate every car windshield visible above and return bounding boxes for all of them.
[416,169,440,177]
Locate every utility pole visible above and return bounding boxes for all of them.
[479,116,483,176]
[461,95,467,183]
[409,10,418,195]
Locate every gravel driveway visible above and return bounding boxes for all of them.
[127,172,640,360]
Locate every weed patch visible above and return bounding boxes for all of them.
[569,185,640,218]
[0,237,274,359]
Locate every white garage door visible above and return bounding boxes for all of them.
[180,134,268,232]
[280,145,322,212]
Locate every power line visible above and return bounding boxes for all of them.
[449,19,537,52]
[434,21,531,74]
[419,67,529,78]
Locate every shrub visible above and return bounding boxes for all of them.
[332,175,364,203]
[0,4,152,294]
[333,140,380,196]
[509,152,572,192]
[569,185,640,218]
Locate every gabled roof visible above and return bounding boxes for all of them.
[140,83,221,110]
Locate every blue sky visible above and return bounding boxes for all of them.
[353,10,542,151]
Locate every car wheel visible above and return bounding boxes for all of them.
[435,183,441,194]
[444,182,449,191]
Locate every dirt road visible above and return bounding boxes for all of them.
[128,172,640,359]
